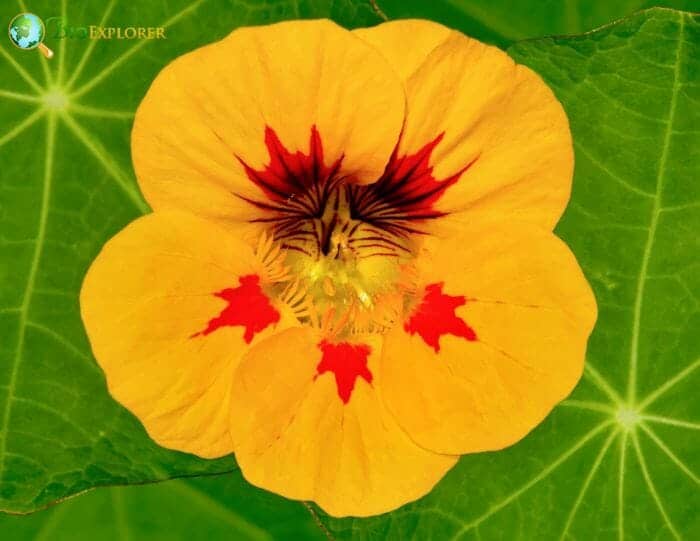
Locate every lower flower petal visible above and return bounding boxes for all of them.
[382,222,597,455]
[80,212,297,458]
[229,328,457,517]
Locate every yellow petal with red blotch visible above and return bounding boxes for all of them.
[80,211,298,458]
[229,328,457,517]
[355,20,572,229]
[132,19,405,224]
[381,221,597,455]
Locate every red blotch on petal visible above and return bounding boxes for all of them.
[193,274,280,343]
[404,282,477,352]
[316,341,373,404]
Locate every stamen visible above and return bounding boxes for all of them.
[256,231,289,283]
[278,279,318,325]
[322,277,336,297]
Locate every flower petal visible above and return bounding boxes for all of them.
[132,19,406,223]
[229,328,456,517]
[381,222,597,455]
[355,20,573,229]
[80,212,297,458]
[355,19,452,80]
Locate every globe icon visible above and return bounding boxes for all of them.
[8,13,45,50]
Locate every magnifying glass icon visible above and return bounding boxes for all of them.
[8,13,54,59]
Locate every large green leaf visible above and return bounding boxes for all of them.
[375,0,698,48]
[0,468,325,540]
[0,0,382,514]
[320,7,700,540]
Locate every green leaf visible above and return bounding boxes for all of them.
[0,0,382,514]
[375,0,698,48]
[319,7,700,540]
[0,469,326,541]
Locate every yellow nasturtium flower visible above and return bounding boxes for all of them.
[80,19,597,517]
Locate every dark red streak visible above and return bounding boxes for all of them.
[235,126,477,257]
[236,125,343,213]
[349,133,478,223]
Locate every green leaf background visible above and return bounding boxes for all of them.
[0,0,697,539]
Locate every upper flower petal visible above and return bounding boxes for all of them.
[132,19,406,222]
[80,211,298,458]
[355,20,573,229]
[229,327,457,517]
[380,221,597,455]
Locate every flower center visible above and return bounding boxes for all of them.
[280,183,411,325]
[236,125,475,334]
